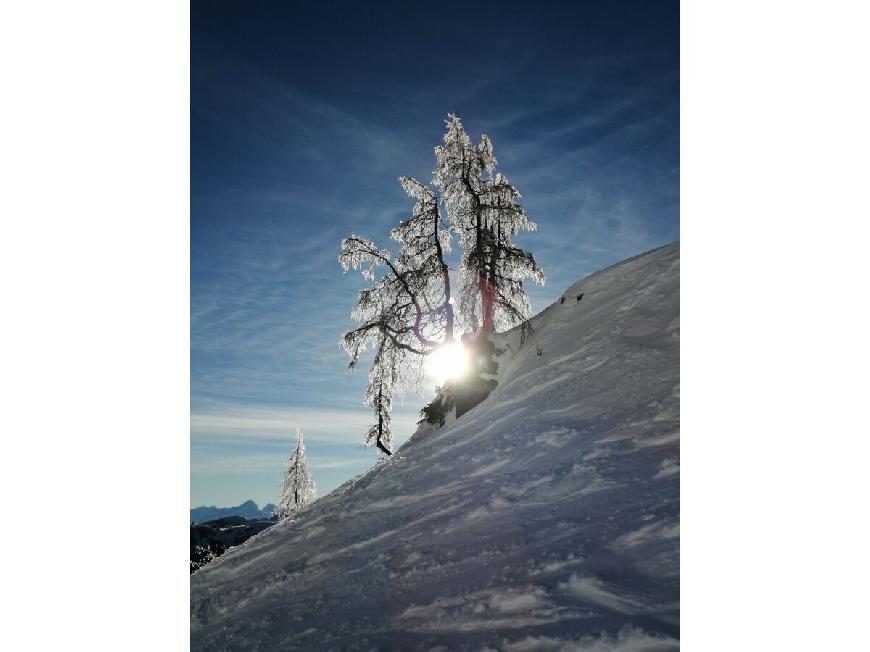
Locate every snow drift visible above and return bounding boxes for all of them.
[191,243,680,650]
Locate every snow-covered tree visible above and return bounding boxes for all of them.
[340,115,545,453]
[434,115,544,341]
[340,178,454,454]
[476,171,545,341]
[392,175,455,344]
[277,429,316,520]
[432,114,494,336]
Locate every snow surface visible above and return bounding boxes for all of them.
[191,242,680,651]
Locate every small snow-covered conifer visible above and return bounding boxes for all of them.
[277,429,317,520]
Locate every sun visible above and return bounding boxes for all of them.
[426,341,470,385]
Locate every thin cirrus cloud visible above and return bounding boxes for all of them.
[192,452,363,476]
[191,403,423,447]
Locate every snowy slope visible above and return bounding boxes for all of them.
[191,243,680,651]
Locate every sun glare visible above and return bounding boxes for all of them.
[426,342,470,385]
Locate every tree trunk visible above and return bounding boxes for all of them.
[376,439,392,456]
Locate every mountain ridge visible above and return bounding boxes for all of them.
[190,499,277,524]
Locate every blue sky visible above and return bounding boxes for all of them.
[191,0,679,508]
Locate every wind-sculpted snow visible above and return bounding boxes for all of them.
[191,243,680,651]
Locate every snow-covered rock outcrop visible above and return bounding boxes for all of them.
[191,243,680,651]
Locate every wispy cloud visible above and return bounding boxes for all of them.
[191,452,365,475]
[191,402,422,447]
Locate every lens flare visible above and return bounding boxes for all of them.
[426,342,469,384]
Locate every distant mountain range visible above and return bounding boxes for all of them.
[190,500,277,524]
